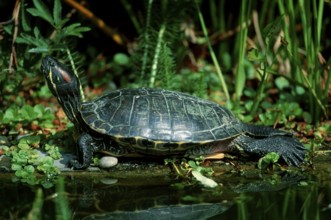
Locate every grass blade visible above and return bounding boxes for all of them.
[194,0,230,103]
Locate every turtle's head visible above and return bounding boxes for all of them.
[41,55,81,97]
[41,55,83,127]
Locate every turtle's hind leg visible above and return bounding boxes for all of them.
[236,135,307,166]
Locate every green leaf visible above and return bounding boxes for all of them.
[18,149,30,159]
[247,48,264,62]
[3,107,19,123]
[44,144,61,159]
[16,28,49,49]
[18,139,31,150]
[25,165,35,174]
[244,100,253,111]
[15,169,24,177]
[188,160,197,168]
[275,77,290,90]
[21,2,31,32]
[53,0,62,26]
[29,0,53,24]
[21,105,35,120]
[29,48,50,53]
[33,104,54,123]
[15,154,29,164]
[262,15,284,48]
[295,86,305,95]
[33,26,41,38]
[11,164,22,171]
[258,152,280,170]
[199,167,214,176]
[33,104,45,117]
[16,34,35,45]
[24,135,41,146]
[36,85,53,98]
[61,23,91,38]
[114,53,130,65]
[53,18,70,31]
[303,112,312,123]
[37,156,60,176]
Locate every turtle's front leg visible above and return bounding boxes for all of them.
[70,132,94,169]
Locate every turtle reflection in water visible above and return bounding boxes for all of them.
[82,202,231,220]
[41,56,306,169]
[74,178,234,219]
[74,172,305,219]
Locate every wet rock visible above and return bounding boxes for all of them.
[99,156,118,169]
[0,155,11,172]
[53,153,76,171]
[37,150,76,171]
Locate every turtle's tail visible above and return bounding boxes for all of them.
[242,123,293,138]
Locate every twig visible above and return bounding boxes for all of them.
[1,0,22,72]
[63,0,127,45]
[209,19,251,43]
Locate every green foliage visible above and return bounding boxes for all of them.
[234,0,251,102]
[0,104,54,133]
[22,0,90,49]
[0,0,90,105]
[44,143,62,160]
[37,156,59,177]
[194,0,230,102]
[260,2,328,123]
[132,0,193,89]
[3,135,61,186]
[304,122,330,152]
[258,152,281,170]
[0,0,329,181]
[205,1,329,124]
[0,0,92,184]
[87,52,132,89]
[183,156,214,177]
[165,157,217,188]
[33,84,54,99]
[258,101,308,127]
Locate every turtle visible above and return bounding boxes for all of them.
[41,55,306,169]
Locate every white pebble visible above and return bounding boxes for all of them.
[99,156,118,168]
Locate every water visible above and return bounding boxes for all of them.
[1,157,331,220]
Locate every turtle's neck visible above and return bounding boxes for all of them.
[56,86,83,131]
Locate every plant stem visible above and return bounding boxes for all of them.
[194,0,230,104]
[235,0,250,101]
[149,24,166,88]
[141,0,153,82]
[120,0,142,33]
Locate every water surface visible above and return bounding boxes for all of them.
[1,156,330,220]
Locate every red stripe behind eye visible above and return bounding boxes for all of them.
[55,66,71,83]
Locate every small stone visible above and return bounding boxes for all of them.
[99,156,118,168]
